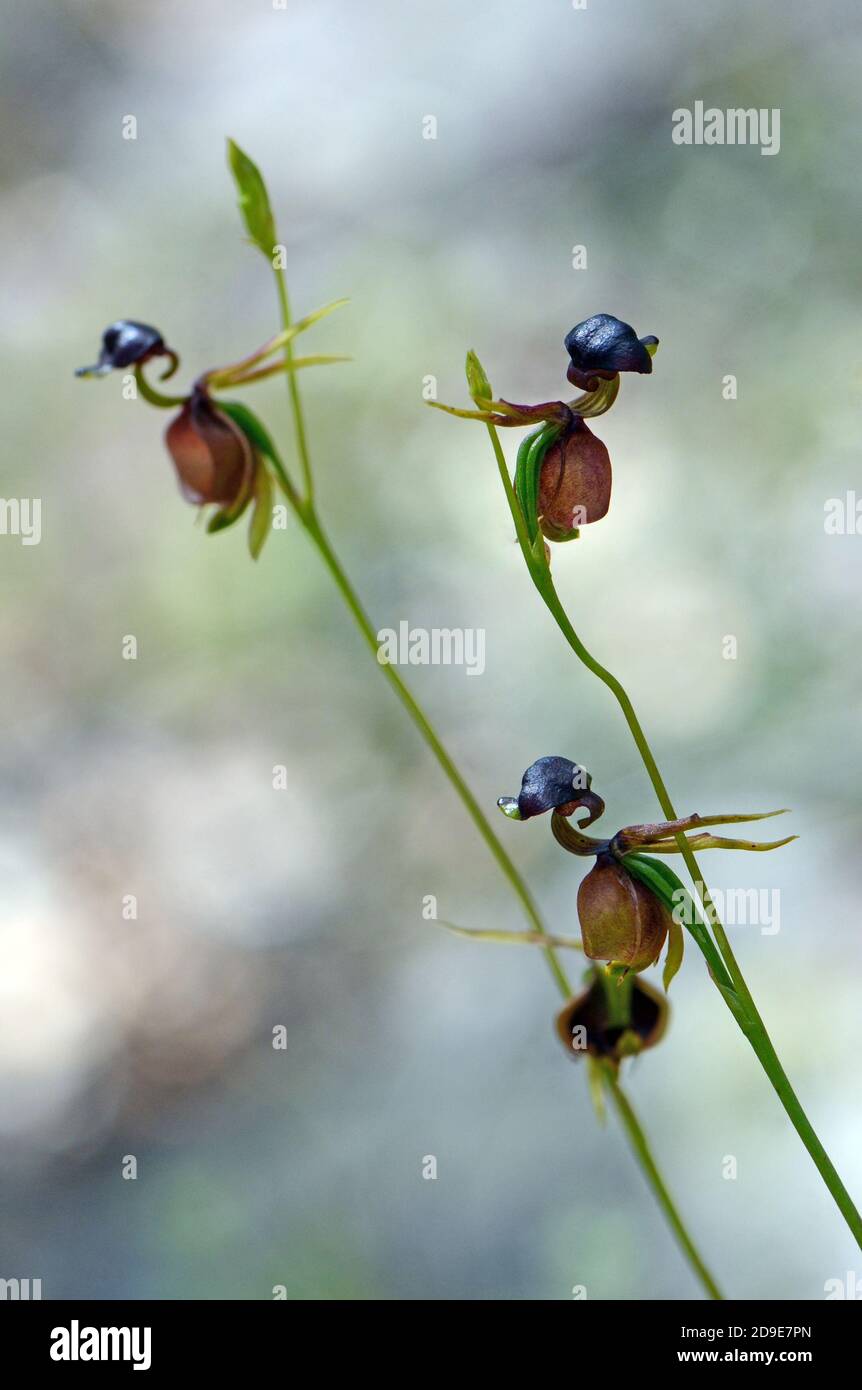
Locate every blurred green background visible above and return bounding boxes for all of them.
[1,0,861,1300]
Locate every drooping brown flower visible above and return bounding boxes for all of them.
[500,756,794,984]
[537,417,611,539]
[165,384,255,509]
[577,853,672,973]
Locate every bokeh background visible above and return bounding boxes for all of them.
[1,0,861,1301]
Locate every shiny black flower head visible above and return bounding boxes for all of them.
[564,314,658,391]
[497,755,605,826]
[75,320,177,378]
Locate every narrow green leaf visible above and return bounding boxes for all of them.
[624,851,747,999]
[226,138,277,259]
[624,852,688,915]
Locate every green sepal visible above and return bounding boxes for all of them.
[662,919,685,992]
[218,399,296,500]
[248,462,274,560]
[226,139,277,259]
[218,399,279,458]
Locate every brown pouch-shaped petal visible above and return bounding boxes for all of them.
[538,417,611,538]
[577,853,671,973]
[165,386,255,507]
[555,971,668,1063]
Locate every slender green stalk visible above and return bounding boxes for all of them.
[301,507,571,1000]
[133,365,185,409]
[271,262,567,995]
[604,1068,723,1301]
[268,268,720,1298]
[486,420,862,1250]
[273,270,315,503]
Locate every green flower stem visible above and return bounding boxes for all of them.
[274,267,315,504]
[486,421,862,1251]
[299,505,570,1000]
[133,365,186,409]
[604,1066,723,1302]
[269,264,567,995]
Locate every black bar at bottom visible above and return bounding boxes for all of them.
[1,1297,854,1374]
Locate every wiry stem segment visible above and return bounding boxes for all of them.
[273,268,317,504]
[604,1067,723,1301]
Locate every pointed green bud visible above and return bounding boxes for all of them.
[465,349,492,405]
[227,138,277,260]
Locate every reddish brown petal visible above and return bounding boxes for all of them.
[165,389,254,506]
[577,855,670,973]
[538,419,611,535]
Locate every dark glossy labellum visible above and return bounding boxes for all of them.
[75,320,169,377]
[564,314,657,391]
[165,386,255,507]
[556,972,668,1063]
[577,853,671,973]
[501,755,593,821]
[538,417,611,538]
